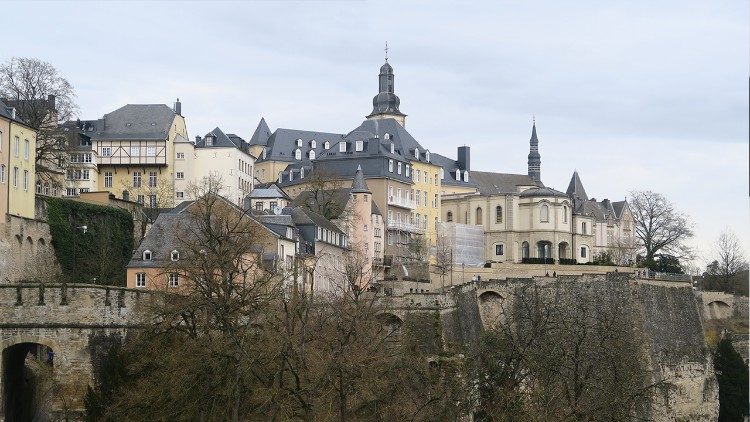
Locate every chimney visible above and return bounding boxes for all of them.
[195,135,201,144]
[174,98,182,115]
[457,146,470,171]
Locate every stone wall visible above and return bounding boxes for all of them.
[0,214,60,283]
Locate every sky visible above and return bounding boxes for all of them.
[2,0,748,269]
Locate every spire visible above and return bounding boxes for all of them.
[566,170,588,201]
[527,117,541,183]
[351,164,370,193]
[384,41,389,62]
[367,47,406,126]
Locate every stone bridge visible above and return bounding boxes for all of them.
[0,283,149,421]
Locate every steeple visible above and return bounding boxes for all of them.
[366,45,407,127]
[351,165,370,194]
[527,117,541,183]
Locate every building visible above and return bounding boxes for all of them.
[245,184,290,212]
[194,127,254,205]
[0,100,37,219]
[73,100,190,208]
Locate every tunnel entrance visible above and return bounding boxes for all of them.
[2,342,55,422]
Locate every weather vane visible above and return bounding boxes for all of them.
[385,41,389,62]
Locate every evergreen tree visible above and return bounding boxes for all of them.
[714,338,749,421]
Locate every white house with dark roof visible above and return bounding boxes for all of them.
[193,127,254,205]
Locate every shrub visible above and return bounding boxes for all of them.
[521,258,555,265]
[559,258,578,265]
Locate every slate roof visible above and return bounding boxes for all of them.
[285,206,344,235]
[249,118,272,146]
[78,104,177,141]
[253,125,345,164]
[566,171,588,201]
[611,201,627,219]
[247,186,290,200]
[196,126,247,150]
[290,187,381,219]
[519,186,568,198]
[0,99,33,128]
[129,213,193,268]
[350,165,370,194]
[471,170,541,195]
[429,153,475,187]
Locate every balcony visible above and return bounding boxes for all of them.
[387,195,415,209]
[387,220,425,234]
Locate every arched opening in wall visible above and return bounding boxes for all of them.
[536,241,552,260]
[707,300,732,320]
[15,235,22,246]
[2,342,56,421]
[478,291,503,328]
[522,242,530,259]
[37,238,45,247]
[25,236,33,250]
[558,242,569,260]
[375,313,403,343]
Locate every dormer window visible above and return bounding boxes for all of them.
[463,170,469,182]
[455,169,460,180]
[300,167,305,178]
[440,168,445,180]
[405,165,410,177]
[339,142,346,152]
[309,150,316,160]
[390,143,395,154]
[278,172,283,183]
[397,162,402,175]
[425,150,430,162]
[311,140,316,149]
[205,136,213,147]
[171,250,179,261]
[262,148,267,159]
[355,140,364,151]
[296,139,302,147]
[384,133,390,140]
[414,148,420,158]
[324,141,330,149]
[143,250,152,260]
[388,160,394,172]
[295,148,302,160]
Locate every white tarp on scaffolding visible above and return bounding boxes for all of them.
[435,222,485,266]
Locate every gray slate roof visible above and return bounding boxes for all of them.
[471,170,541,195]
[566,171,588,201]
[247,186,290,200]
[196,126,247,150]
[129,213,192,268]
[249,118,272,146]
[519,186,568,198]
[78,104,177,141]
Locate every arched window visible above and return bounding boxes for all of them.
[311,140,316,149]
[475,207,483,225]
[143,250,152,260]
[414,148,420,158]
[540,204,549,222]
[522,242,530,259]
[262,148,267,159]
[446,211,453,222]
[563,205,568,223]
[296,139,302,147]
[300,167,305,178]
[439,168,444,180]
[171,250,179,261]
[294,148,301,160]
[425,150,430,162]
[390,142,395,153]
[495,206,503,223]
[463,170,469,182]
[384,133,390,140]
[309,150,316,160]
[324,141,330,150]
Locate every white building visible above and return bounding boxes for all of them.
[194,127,254,205]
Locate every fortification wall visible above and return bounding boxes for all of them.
[0,215,60,283]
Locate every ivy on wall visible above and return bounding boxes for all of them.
[45,197,134,286]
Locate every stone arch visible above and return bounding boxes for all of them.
[707,300,732,320]
[37,238,46,247]
[522,242,530,259]
[375,313,403,339]
[475,207,483,225]
[15,235,22,245]
[558,241,570,260]
[478,291,503,328]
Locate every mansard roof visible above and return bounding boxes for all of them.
[429,153,474,187]
[80,104,177,141]
[254,125,345,164]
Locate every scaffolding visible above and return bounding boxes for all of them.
[435,222,485,266]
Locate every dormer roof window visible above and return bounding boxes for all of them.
[311,140,316,149]
[143,250,152,260]
[390,143,395,154]
[463,170,469,182]
[296,139,302,147]
[309,150,316,160]
[355,140,364,152]
[324,141,330,150]
[384,133,390,140]
[339,142,346,152]
[414,148,420,158]
[171,250,179,261]
[294,148,301,160]
[425,150,430,162]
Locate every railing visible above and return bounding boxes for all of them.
[387,195,415,209]
[387,220,425,233]
[636,270,692,283]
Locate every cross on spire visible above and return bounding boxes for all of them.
[384,41,389,62]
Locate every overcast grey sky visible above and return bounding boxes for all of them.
[3,0,748,268]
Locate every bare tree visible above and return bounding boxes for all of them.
[629,190,694,263]
[0,57,78,187]
[297,168,348,220]
[708,228,748,292]
[432,236,453,291]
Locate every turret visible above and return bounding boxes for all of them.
[366,44,407,127]
[527,118,541,183]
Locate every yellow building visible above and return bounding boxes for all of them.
[76,100,190,208]
[0,100,37,219]
[410,160,442,246]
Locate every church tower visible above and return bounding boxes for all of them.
[366,44,407,127]
[527,118,541,183]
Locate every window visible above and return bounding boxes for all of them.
[324,141,330,149]
[168,273,179,287]
[23,139,29,159]
[495,206,503,223]
[463,170,469,182]
[580,247,587,258]
[136,273,146,287]
[339,142,346,152]
[425,150,430,162]
[423,191,427,206]
[270,201,277,209]
[255,202,263,211]
[147,147,156,157]
[35,182,41,194]
[563,205,568,223]
[143,250,152,260]
[103,172,113,188]
[475,207,483,225]
[495,244,504,256]
[133,172,142,187]
[440,168,444,180]
[176,172,184,180]
[397,162,402,174]
[101,147,111,157]
[176,191,184,199]
[0,165,5,183]
[405,165,410,177]
[582,222,588,234]
[295,148,301,160]
[66,188,77,196]
[309,150,315,160]
[205,137,213,147]
[415,190,421,206]
[176,152,185,159]
[171,250,179,261]
[355,140,363,151]
[388,159,393,172]
[23,170,28,191]
[414,148,420,158]
[446,211,453,222]
[13,136,19,156]
[384,133,390,140]
[311,140,316,149]
[522,242,530,258]
[79,188,90,193]
[82,169,90,180]
[149,195,157,208]
[390,143,395,153]
[84,153,92,163]
[148,171,157,187]
[416,170,421,182]
[130,146,139,157]
[434,194,438,208]
[12,167,18,188]
[540,204,549,222]
[296,139,302,147]
[137,194,144,204]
